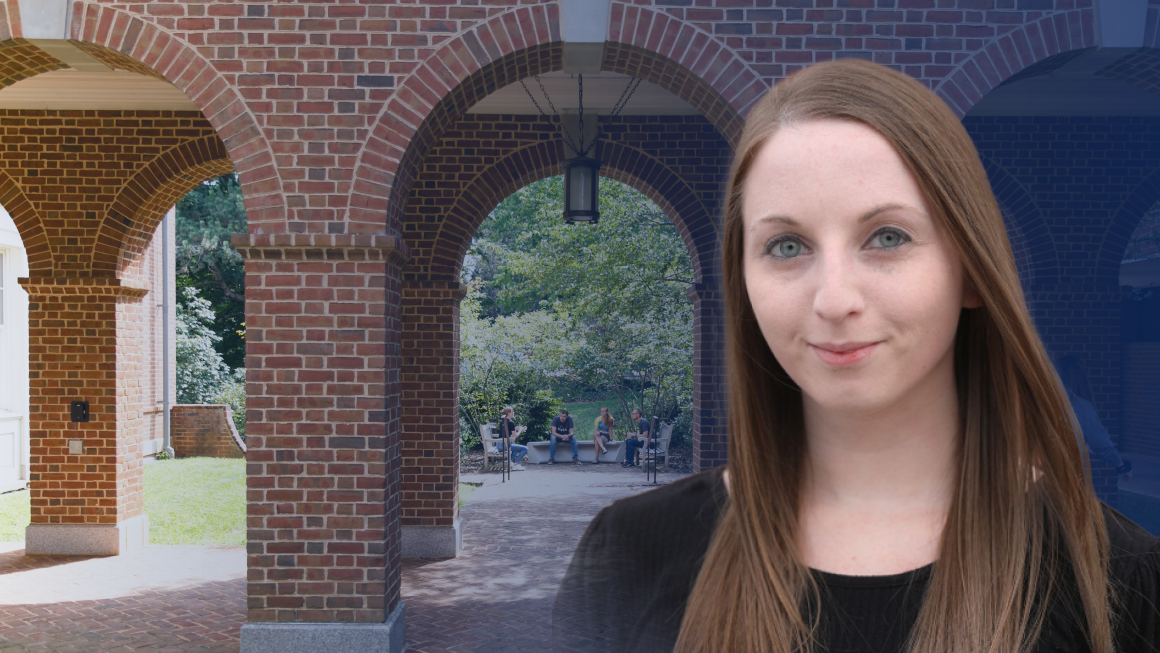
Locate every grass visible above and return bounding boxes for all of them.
[144,457,247,545]
[0,458,248,545]
[564,396,628,440]
[0,488,30,542]
[459,482,480,510]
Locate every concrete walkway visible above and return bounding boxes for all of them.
[0,462,686,652]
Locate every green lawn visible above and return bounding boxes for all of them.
[144,457,247,545]
[564,397,628,440]
[459,482,480,510]
[0,488,30,542]
[0,457,248,545]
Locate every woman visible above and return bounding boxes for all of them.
[1053,355,1133,483]
[552,58,1160,653]
[590,407,615,465]
[497,406,528,471]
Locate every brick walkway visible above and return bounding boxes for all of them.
[0,463,686,652]
[0,542,246,652]
[402,463,689,652]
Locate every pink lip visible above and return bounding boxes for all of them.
[811,342,879,366]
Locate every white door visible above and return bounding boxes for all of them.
[0,419,19,486]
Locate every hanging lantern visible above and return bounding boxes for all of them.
[519,72,642,225]
[562,155,601,224]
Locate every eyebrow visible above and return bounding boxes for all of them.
[751,202,924,230]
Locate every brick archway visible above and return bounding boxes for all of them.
[979,152,1056,290]
[350,2,762,237]
[398,112,732,554]
[934,8,1096,118]
[95,136,234,277]
[1103,166,1160,285]
[0,167,50,272]
[66,1,285,231]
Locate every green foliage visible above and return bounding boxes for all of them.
[463,176,695,447]
[176,286,231,404]
[458,280,569,450]
[175,173,246,369]
[208,368,247,439]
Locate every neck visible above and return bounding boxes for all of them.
[800,372,959,514]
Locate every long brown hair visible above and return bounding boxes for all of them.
[674,58,1114,653]
[600,406,613,429]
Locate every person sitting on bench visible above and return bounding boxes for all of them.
[590,407,616,465]
[549,408,580,465]
[622,408,651,467]
[497,406,528,471]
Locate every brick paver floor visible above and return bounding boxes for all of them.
[402,462,690,652]
[0,541,246,652]
[0,462,687,652]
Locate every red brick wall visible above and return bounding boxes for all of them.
[171,405,247,459]
[1123,342,1160,459]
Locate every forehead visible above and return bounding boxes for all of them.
[741,119,929,227]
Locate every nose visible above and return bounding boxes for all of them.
[811,248,865,321]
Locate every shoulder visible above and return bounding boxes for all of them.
[590,466,727,550]
[1099,503,1160,649]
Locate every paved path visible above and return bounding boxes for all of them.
[402,463,689,653]
[0,462,686,651]
[0,542,246,652]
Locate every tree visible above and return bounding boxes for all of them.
[458,280,572,449]
[175,173,246,369]
[463,176,697,446]
[176,287,231,404]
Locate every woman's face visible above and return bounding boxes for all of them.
[741,119,981,418]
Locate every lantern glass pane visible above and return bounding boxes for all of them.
[569,165,590,211]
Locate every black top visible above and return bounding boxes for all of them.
[551,465,1160,653]
[500,417,517,438]
[552,415,575,436]
[637,418,651,436]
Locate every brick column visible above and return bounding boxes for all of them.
[689,282,728,472]
[1027,283,1131,507]
[235,235,409,653]
[20,277,151,555]
[399,280,464,558]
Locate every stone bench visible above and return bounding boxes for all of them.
[525,439,624,464]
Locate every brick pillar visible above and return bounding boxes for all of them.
[689,282,728,472]
[236,235,408,652]
[399,280,464,558]
[20,277,152,555]
[1027,283,1131,507]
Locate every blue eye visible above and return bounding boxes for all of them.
[762,227,911,259]
[870,227,910,249]
[765,236,805,258]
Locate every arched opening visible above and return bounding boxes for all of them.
[963,45,1160,523]
[0,24,258,648]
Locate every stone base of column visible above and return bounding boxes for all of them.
[400,518,462,558]
[25,514,150,555]
[240,602,406,653]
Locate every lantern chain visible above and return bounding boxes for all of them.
[518,74,643,157]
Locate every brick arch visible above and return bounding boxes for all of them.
[68,1,284,232]
[1101,167,1160,285]
[0,167,51,273]
[934,8,1096,118]
[93,136,234,276]
[979,153,1058,290]
[351,2,757,237]
[412,139,716,287]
